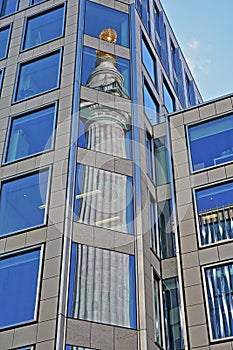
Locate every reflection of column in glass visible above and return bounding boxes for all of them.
[69,244,136,329]
[77,29,133,233]
[75,164,133,234]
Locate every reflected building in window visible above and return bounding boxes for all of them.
[2,0,233,350]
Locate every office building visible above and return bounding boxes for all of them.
[0,0,232,349]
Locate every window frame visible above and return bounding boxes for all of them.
[0,68,4,93]
[162,78,176,113]
[152,270,163,347]
[193,179,233,248]
[141,33,157,85]
[2,102,58,165]
[0,244,44,330]
[143,77,159,125]
[0,23,12,60]
[12,49,63,103]
[148,191,159,256]
[0,0,19,18]
[0,166,51,237]
[21,3,66,52]
[202,260,233,342]
[186,114,233,173]
[30,0,46,5]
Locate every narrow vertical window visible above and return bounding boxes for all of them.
[163,277,184,350]
[145,131,154,179]
[141,36,156,84]
[149,193,157,254]
[143,79,159,124]
[0,24,11,59]
[153,272,162,346]
[158,200,176,258]
[154,137,170,185]
[163,80,175,113]
[0,68,4,93]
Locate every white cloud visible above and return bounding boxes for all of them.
[186,57,212,75]
[187,38,199,49]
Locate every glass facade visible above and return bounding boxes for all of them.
[154,137,170,185]
[68,243,137,329]
[4,104,57,163]
[188,114,233,171]
[0,247,41,329]
[195,181,233,246]
[136,0,151,35]
[81,46,131,98]
[0,24,11,59]
[153,272,162,346]
[205,263,233,340]
[158,200,176,259]
[84,0,129,47]
[142,36,156,84]
[78,101,132,159]
[0,0,18,17]
[163,277,184,350]
[143,79,159,124]
[74,164,134,234]
[0,169,50,236]
[22,5,65,50]
[14,50,61,102]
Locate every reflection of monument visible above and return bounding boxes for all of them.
[77,28,132,232]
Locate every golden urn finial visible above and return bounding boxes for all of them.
[99,28,117,43]
[96,28,117,60]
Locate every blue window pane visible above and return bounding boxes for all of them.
[0,25,10,59]
[5,105,56,163]
[74,164,134,234]
[205,264,233,340]
[81,46,131,98]
[0,247,41,329]
[15,51,61,102]
[163,81,175,113]
[142,37,156,84]
[16,347,33,350]
[0,0,18,17]
[189,115,233,171]
[0,169,49,236]
[68,243,137,329]
[143,80,159,124]
[22,5,65,50]
[84,0,129,47]
[196,181,233,245]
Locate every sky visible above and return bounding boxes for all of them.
[162,0,233,102]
